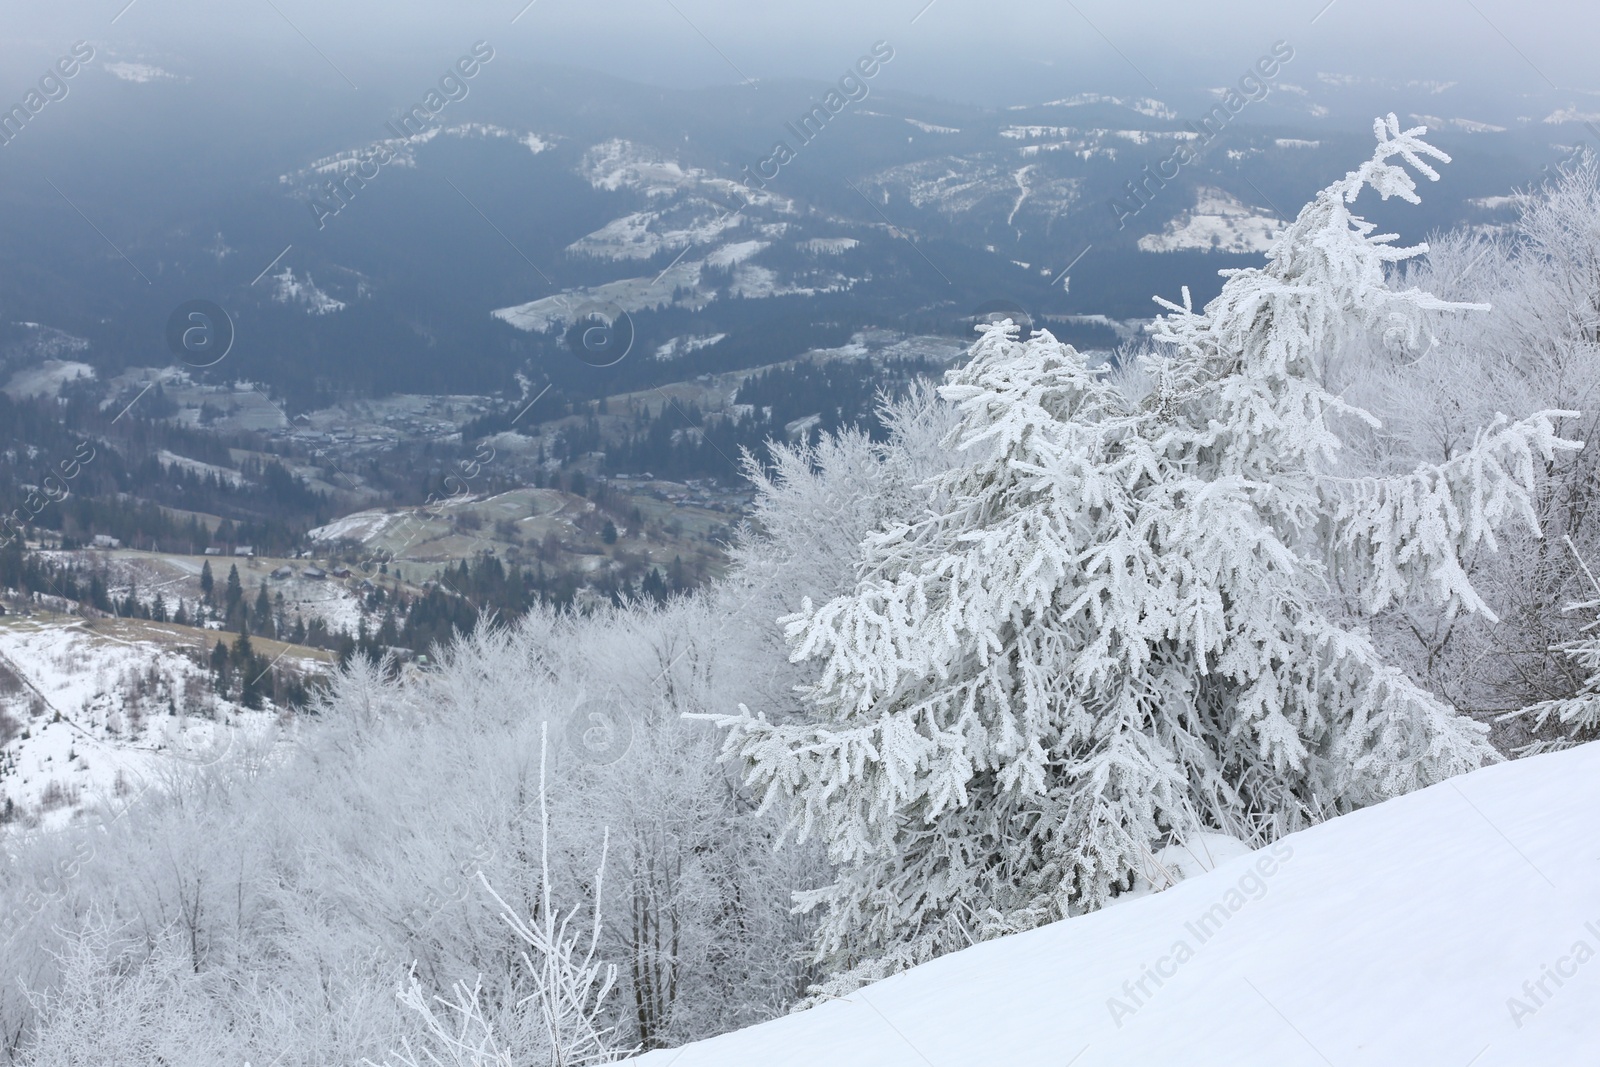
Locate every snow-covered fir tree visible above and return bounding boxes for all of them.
[713,117,1577,992]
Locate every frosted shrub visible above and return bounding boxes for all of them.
[374,726,626,1067]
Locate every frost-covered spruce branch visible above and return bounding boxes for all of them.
[710,116,1577,994]
[1320,412,1574,618]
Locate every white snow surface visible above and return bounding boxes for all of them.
[567,210,744,262]
[1410,114,1508,134]
[1138,188,1284,254]
[798,238,859,255]
[156,450,246,487]
[272,268,345,315]
[439,123,552,153]
[307,510,406,543]
[492,258,701,332]
[654,333,726,361]
[634,743,1600,1065]
[705,240,769,268]
[3,360,94,400]
[0,621,287,834]
[1545,108,1600,125]
[104,61,178,83]
[582,138,700,195]
[1014,94,1176,120]
[1133,831,1255,895]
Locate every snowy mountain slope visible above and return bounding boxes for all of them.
[2,323,90,365]
[277,122,553,192]
[567,206,747,261]
[272,267,347,315]
[492,236,855,333]
[0,617,298,833]
[492,258,703,333]
[209,100,1544,380]
[1137,187,1285,254]
[3,360,95,400]
[1008,94,1179,121]
[863,153,1082,218]
[634,743,1600,1065]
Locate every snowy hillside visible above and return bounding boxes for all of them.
[0,617,296,832]
[635,742,1600,1065]
[1137,187,1285,253]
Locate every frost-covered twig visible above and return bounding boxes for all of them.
[372,724,626,1067]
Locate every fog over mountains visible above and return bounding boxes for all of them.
[0,30,1587,404]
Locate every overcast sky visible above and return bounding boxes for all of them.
[3,0,1595,108]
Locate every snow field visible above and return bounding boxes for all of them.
[635,742,1600,1066]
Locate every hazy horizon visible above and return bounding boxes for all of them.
[2,0,1596,111]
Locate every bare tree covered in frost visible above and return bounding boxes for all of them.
[1338,153,1600,723]
[2,602,822,1064]
[713,117,1577,991]
[724,382,963,717]
[1501,541,1600,752]
[374,726,625,1067]
[14,921,232,1067]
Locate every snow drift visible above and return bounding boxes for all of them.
[634,741,1600,1064]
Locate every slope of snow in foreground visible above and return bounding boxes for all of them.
[637,743,1600,1065]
